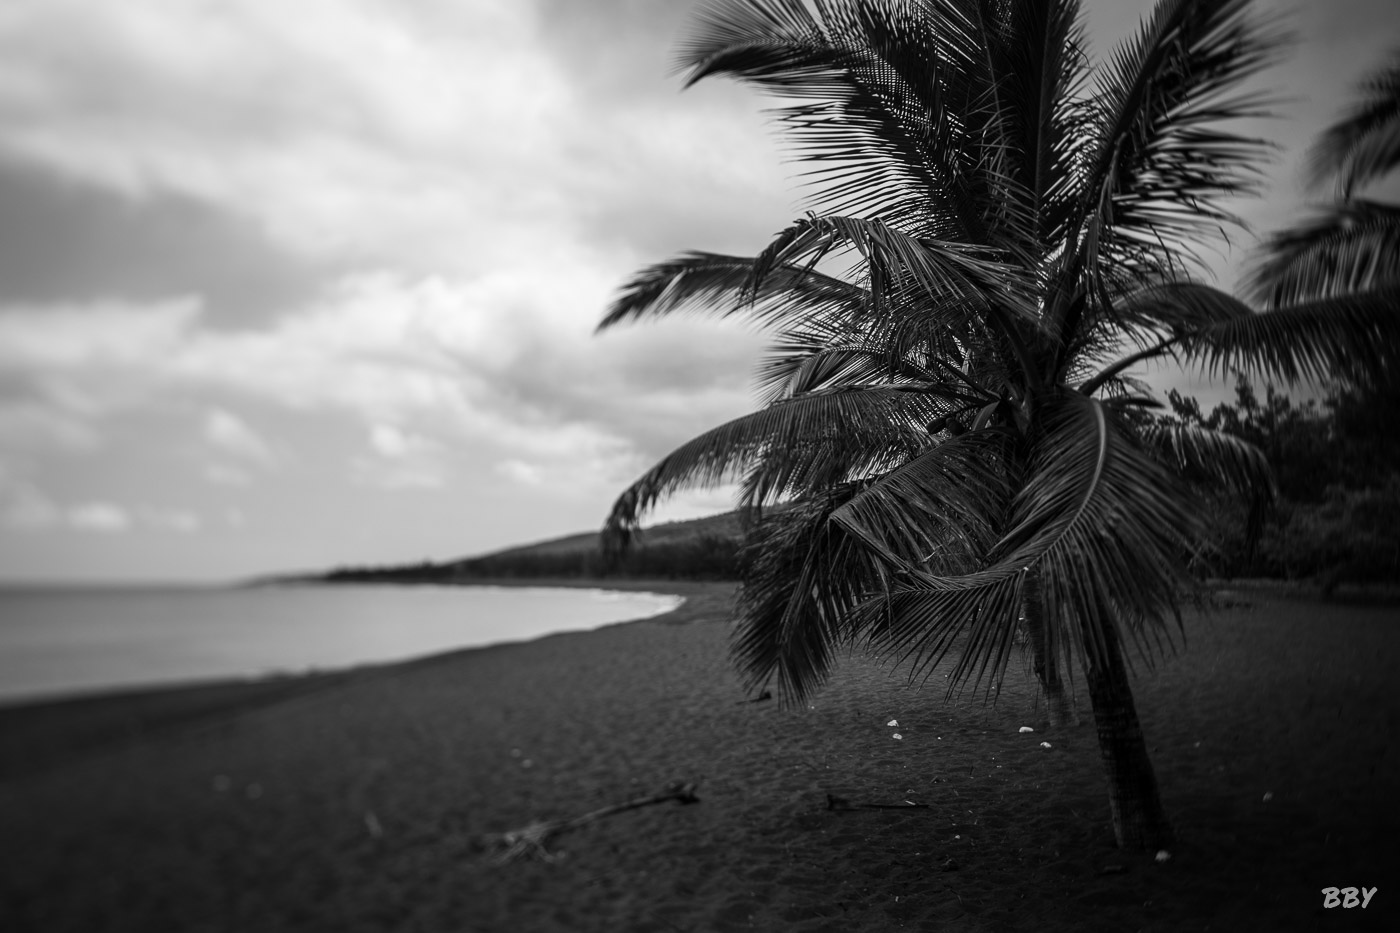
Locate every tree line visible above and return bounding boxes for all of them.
[1158,377,1400,589]
[323,532,742,583]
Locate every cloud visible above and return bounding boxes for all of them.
[643,486,743,528]
[67,501,131,533]
[205,463,252,487]
[1,460,205,535]
[0,297,200,464]
[368,422,436,460]
[495,459,543,487]
[0,0,794,297]
[0,466,60,529]
[0,267,763,496]
[349,457,446,490]
[0,0,787,551]
[0,297,199,370]
[0,154,326,320]
[0,1,579,270]
[203,408,275,466]
[0,400,101,452]
[352,421,447,489]
[169,273,515,420]
[140,506,201,533]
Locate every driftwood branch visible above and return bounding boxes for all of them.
[483,781,700,863]
[826,793,931,812]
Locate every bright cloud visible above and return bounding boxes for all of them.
[353,421,447,489]
[0,268,753,485]
[0,298,198,370]
[1,461,206,536]
[369,423,431,459]
[0,0,690,272]
[494,459,544,487]
[203,408,275,466]
[0,0,782,584]
[67,502,131,533]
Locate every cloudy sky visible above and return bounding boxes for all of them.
[0,0,1396,583]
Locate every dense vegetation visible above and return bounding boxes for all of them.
[1160,377,1400,589]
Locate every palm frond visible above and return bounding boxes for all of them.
[752,308,997,404]
[1179,285,1400,386]
[730,486,894,704]
[598,251,865,332]
[602,386,936,550]
[1113,281,1255,334]
[677,0,1005,240]
[1079,282,1254,395]
[973,0,1092,250]
[751,215,1044,382]
[848,392,1201,698]
[1140,419,1275,545]
[755,341,912,401]
[1244,200,1400,307]
[736,428,927,512]
[1076,0,1282,278]
[677,0,833,88]
[1140,421,1275,499]
[830,428,1016,573]
[1305,48,1400,198]
[753,214,1036,317]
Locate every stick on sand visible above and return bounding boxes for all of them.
[826,793,932,811]
[483,781,700,863]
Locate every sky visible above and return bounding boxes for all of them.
[0,0,1396,584]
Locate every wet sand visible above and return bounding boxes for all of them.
[1,581,1397,931]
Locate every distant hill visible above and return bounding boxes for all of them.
[455,511,745,560]
[314,511,747,584]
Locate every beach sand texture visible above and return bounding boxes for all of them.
[1,581,1397,932]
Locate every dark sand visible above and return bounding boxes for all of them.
[1,580,1397,932]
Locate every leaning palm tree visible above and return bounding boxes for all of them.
[598,0,1400,850]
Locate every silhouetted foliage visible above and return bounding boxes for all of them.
[1160,377,1400,585]
[1162,381,1330,502]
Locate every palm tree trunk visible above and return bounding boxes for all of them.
[1083,617,1173,850]
[1023,574,1074,727]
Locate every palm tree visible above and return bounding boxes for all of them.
[597,0,1400,850]
[1242,48,1400,591]
[1247,47,1400,351]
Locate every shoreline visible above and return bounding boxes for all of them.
[0,579,725,779]
[3,584,1397,931]
[0,577,707,709]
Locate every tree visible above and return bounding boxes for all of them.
[597,0,1400,850]
[1247,48,1400,311]
[1244,46,1400,494]
[1141,48,1400,588]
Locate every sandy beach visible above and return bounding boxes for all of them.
[1,580,1397,932]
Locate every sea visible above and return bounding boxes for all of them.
[0,583,683,706]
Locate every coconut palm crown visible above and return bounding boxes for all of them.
[596,0,1400,849]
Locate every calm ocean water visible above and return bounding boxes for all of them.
[0,584,682,705]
